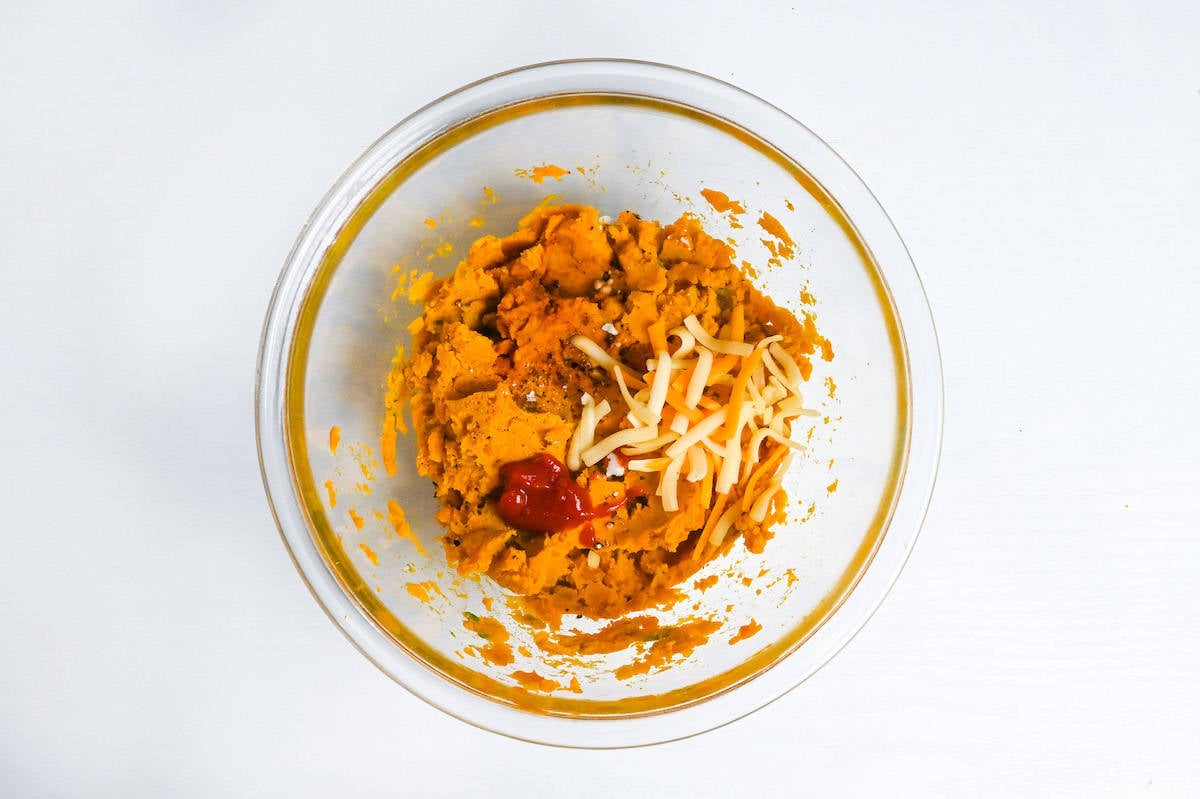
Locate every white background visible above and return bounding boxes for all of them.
[2,1,1198,796]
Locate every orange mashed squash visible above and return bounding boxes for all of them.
[389,204,829,630]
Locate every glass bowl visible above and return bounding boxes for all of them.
[256,59,941,747]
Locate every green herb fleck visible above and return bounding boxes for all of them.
[716,287,734,312]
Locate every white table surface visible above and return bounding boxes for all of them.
[3,2,1198,796]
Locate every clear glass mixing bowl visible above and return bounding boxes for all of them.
[256,59,942,747]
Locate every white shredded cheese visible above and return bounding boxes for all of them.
[566,398,593,471]
[761,349,789,386]
[768,341,805,392]
[647,351,673,415]
[715,433,742,494]
[686,445,707,482]
[581,425,658,467]
[621,431,680,456]
[669,413,691,436]
[570,335,619,370]
[664,408,727,460]
[683,315,754,357]
[707,503,741,548]
[613,365,657,426]
[685,347,713,408]
[668,327,696,358]
[755,334,784,349]
[658,455,685,512]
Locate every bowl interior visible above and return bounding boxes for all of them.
[277,84,914,738]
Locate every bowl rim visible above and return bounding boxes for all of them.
[255,57,944,748]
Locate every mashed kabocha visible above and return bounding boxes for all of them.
[386,203,830,629]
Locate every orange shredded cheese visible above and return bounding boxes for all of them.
[728,305,745,343]
[646,318,669,354]
[692,494,728,562]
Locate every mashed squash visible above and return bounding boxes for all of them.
[390,204,829,628]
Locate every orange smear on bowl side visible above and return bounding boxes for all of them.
[699,188,746,215]
[405,581,445,603]
[463,613,513,667]
[406,271,435,303]
[756,211,795,256]
[386,499,425,556]
[510,670,560,692]
[405,582,432,603]
[729,619,762,645]
[613,619,722,679]
[516,164,571,184]
[533,616,663,657]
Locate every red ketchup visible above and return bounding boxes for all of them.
[496,453,635,548]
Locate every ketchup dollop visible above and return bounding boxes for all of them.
[496,453,635,548]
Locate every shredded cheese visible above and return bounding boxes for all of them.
[628,457,671,472]
[748,478,783,523]
[621,431,681,456]
[685,348,714,408]
[581,425,658,466]
[647,352,673,416]
[664,408,728,460]
[686,445,708,482]
[707,503,741,548]
[768,341,805,392]
[683,315,754,357]
[658,454,685,512]
[614,365,657,426]
[748,453,793,522]
[570,335,619,370]
[668,327,696,358]
[566,396,611,471]
[567,313,817,554]
[715,433,742,495]
[669,412,691,436]
[761,348,789,386]
[756,334,784,350]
